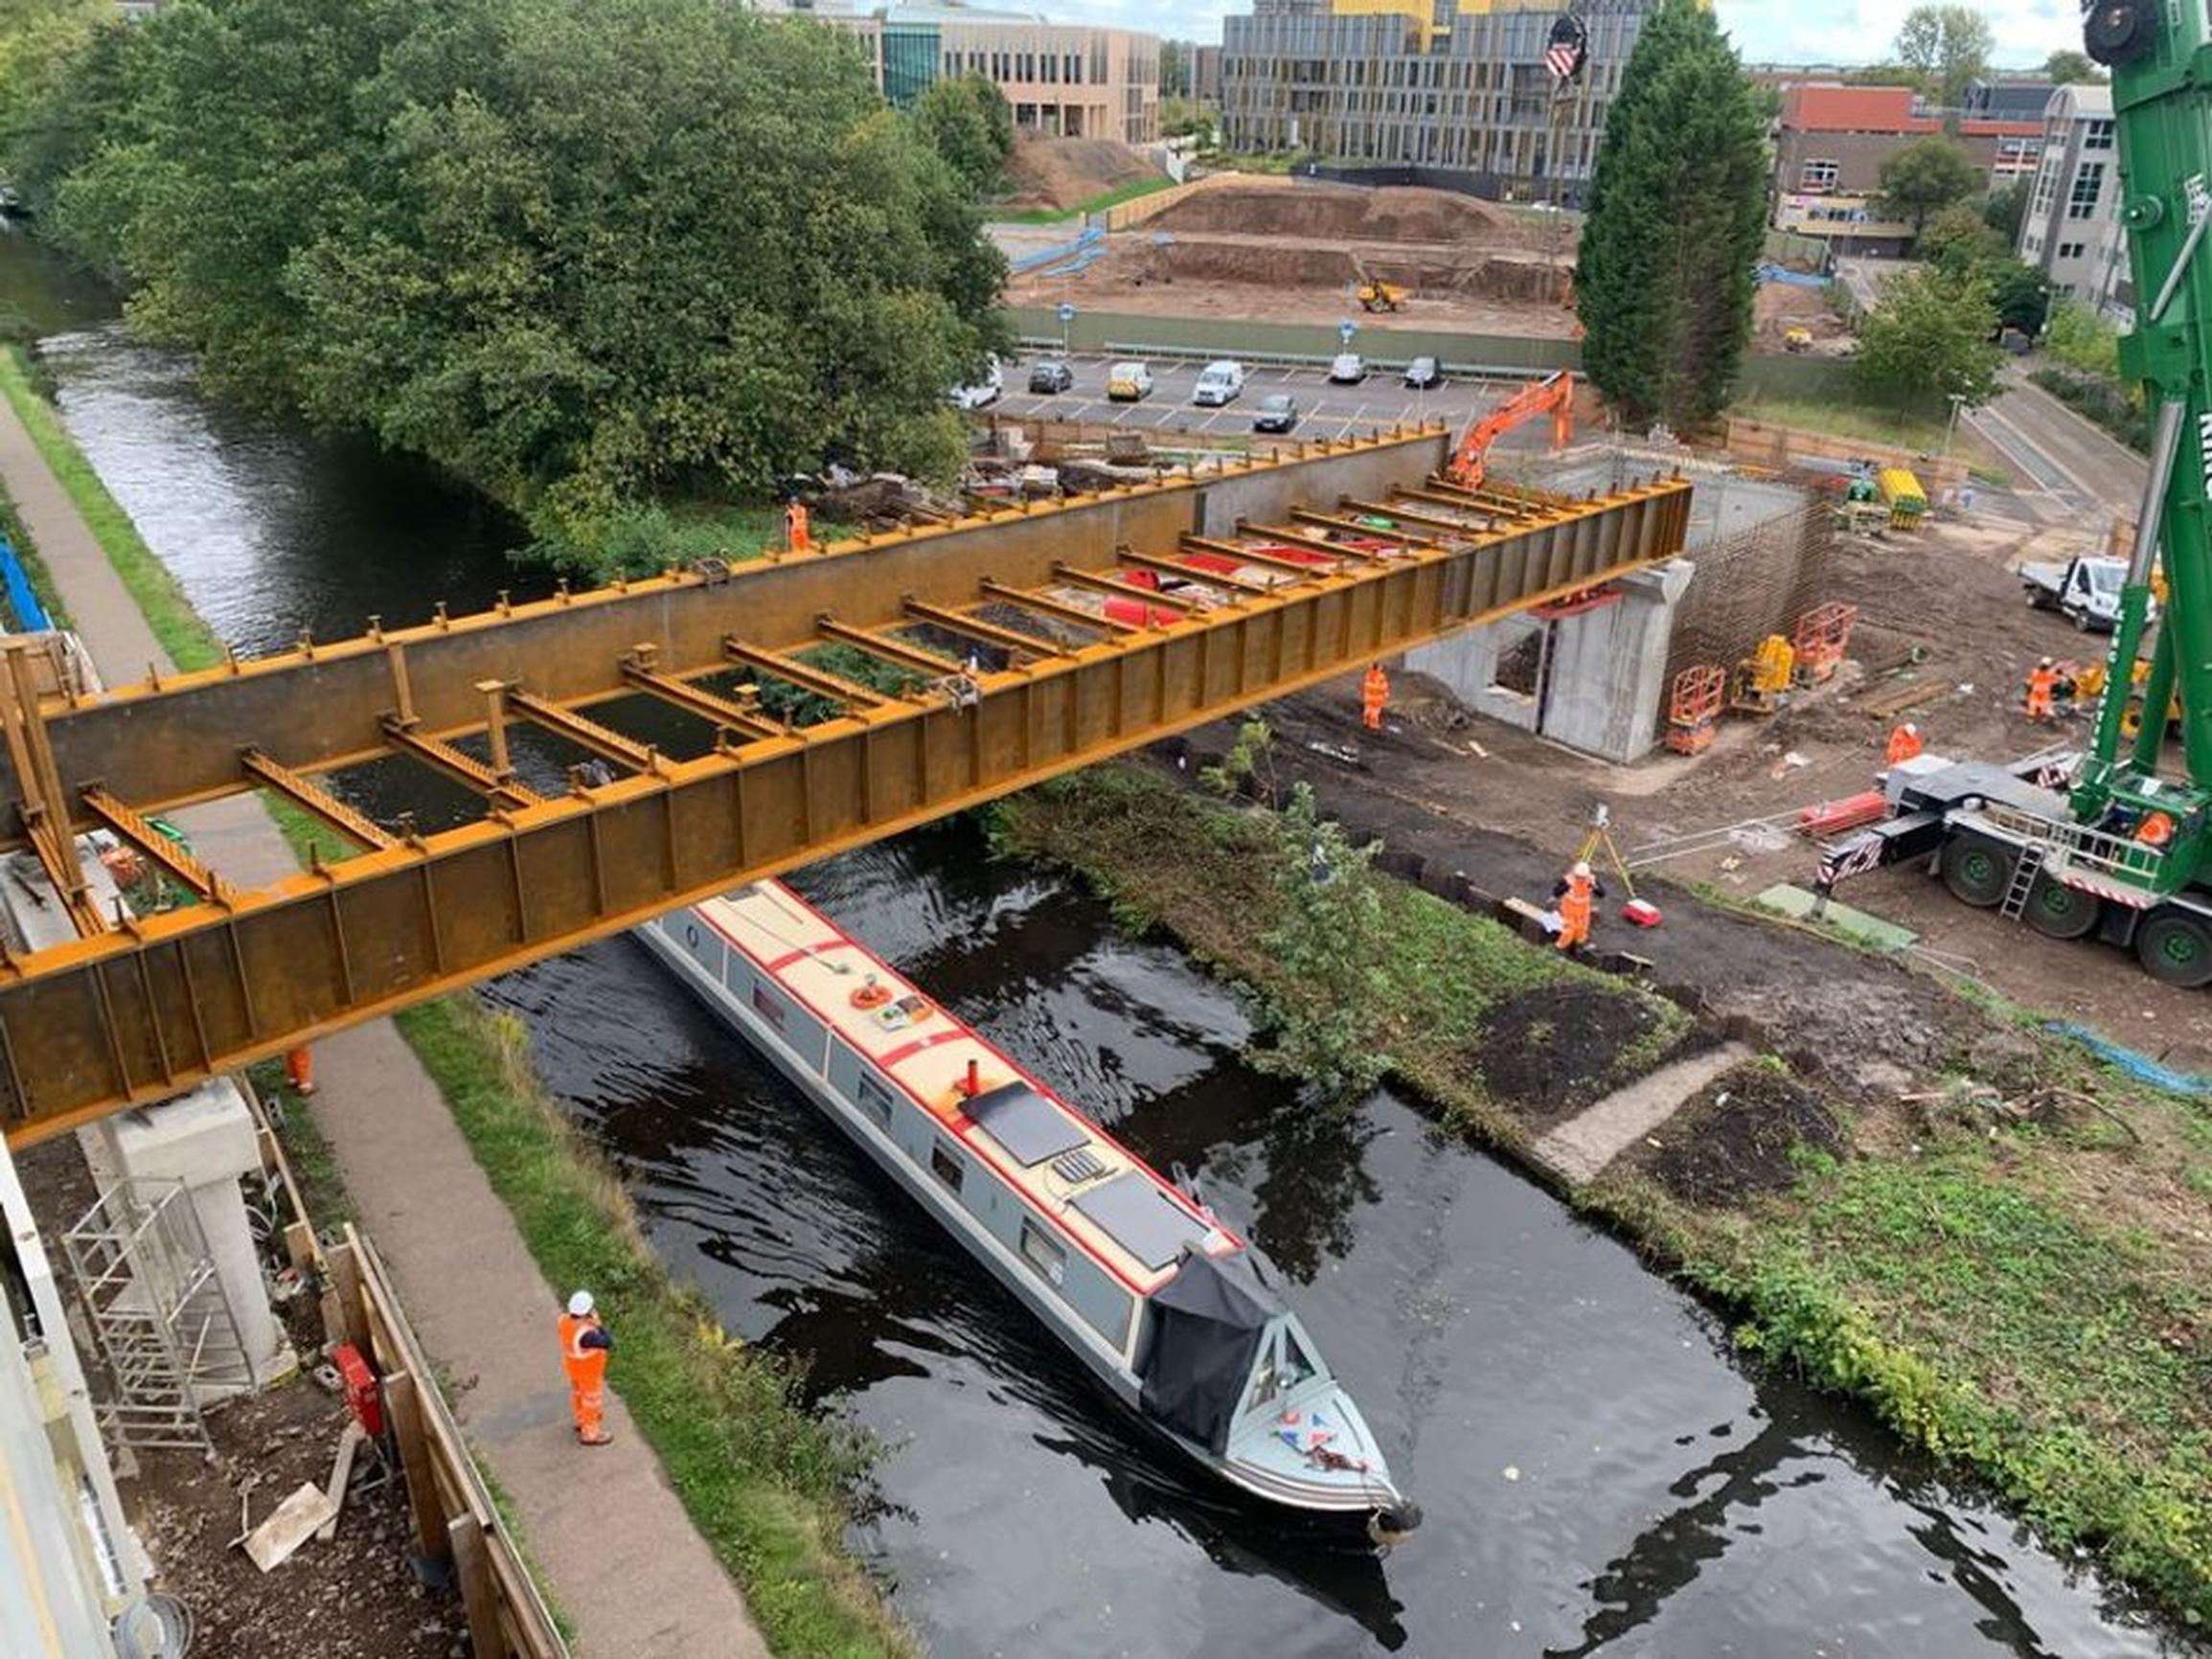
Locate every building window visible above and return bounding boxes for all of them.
[2085,118,2114,149]
[856,1072,896,1126]
[1799,159,1839,193]
[2068,162,2106,219]
[930,1142,965,1193]
[1018,1220,1067,1286]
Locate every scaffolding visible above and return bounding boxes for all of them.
[62,1179,250,1455]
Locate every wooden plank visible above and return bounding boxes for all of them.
[315,1421,366,1543]
[327,1240,373,1359]
[451,1513,506,1659]
[283,1218,317,1277]
[384,1371,449,1564]
[243,1482,341,1572]
[1857,678,1950,719]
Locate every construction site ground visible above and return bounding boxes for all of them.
[1006,179,1582,336]
[999,134,1168,215]
[1198,483,2211,1083]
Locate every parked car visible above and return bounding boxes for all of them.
[948,355,1003,410]
[1253,394,1300,433]
[1402,356,1442,389]
[1106,360,1153,401]
[1329,352,1367,384]
[1027,359,1075,394]
[1192,359,1247,406]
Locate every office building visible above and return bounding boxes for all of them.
[2018,83,2131,324]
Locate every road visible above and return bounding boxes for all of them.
[1964,366,2148,527]
[978,351,1527,443]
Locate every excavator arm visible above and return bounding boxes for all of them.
[1447,370,1575,489]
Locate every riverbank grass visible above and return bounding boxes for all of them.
[1004,761,2212,1632]
[0,471,74,628]
[0,346,218,670]
[3,349,911,1657]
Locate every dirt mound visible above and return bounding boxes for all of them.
[1153,182,1526,246]
[1003,137,1166,213]
[1076,238,1563,306]
[1473,984,1682,1128]
[1631,1060,1844,1206]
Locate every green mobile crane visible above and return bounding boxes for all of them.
[1814,2,2212,985]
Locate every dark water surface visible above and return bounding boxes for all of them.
[7,235,2196,1657]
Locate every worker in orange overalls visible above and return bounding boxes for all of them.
[784,499,811,555]
[1552,859,1604,954]
[2024,656,2060,722]
[1361,664,1390,731]
[558,1290,615,1446]
[1883,722,1923,766]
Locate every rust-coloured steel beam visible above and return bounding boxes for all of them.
[1115,551,1278,597]
[80,788,237,908]
[0,475,1690,1142]
[900,599,1065,660]
[1049,564,1205,613]
[723,638,895,706]
[810,621,965,677]
[241,750,398,852]
[1301,505,1453,544]
[1239,522,1415,560]
[1177,534,1341,580]
[507,688,660,774]
[618,661,784,741]
[1336,495,1500,533]
[383,720,542,811]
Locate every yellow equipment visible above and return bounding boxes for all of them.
[1358,281,1408,312]
[1783,326,1813,353]
[1876,467,1927,529]
[1729,634,1795,714]
[2076,655,2181,737]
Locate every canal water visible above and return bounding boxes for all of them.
[6,231,2196,1657]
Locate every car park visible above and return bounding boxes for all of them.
[1403,356,1442,389]
[1253,394,1300,433]
[1192,360,1246,406]
[1328,352,1367,384]
[948,355,1003,410]
[1027,359,1075,394]
[1106,360,1153,401]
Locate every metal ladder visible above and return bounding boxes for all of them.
[2000,842,2048,920]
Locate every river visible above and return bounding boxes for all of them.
[4,229,2195,1658]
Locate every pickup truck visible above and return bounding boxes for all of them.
[2020,555,2134,632]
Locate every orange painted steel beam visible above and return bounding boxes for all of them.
[0,473,1689,1142]
[616,661,784,742]
[79,788,237,908]
[241,750,399,852]
[972,580,1139,636]
[1114,551,1278,597]
[1049,564,1205,612]
[900,598,1066,660]
[809,620,965,678]
[1176,534,1342,580]
[721,639,895,708]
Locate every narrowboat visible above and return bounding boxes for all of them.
[638,880,1421,1539]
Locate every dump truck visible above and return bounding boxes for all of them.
[1357,281,1408,312]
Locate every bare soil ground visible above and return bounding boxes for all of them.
[1001,136,1166,214]
[1008,179,1583,337]
[1752,284,1853,356]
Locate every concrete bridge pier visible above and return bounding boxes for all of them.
[1406,557,1694,763]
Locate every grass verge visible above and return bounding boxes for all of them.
[1731,393,1953,454]
[994,172,1181,224]
[0,346,220,670]
[0,471,75,629]
[998,761,2212,1633]
[9,341,910,1657]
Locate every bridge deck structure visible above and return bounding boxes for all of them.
[0,426,1691,1142]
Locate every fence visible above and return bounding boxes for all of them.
[1722,416,1969,493]
[1094,170,1250,232]
[1008,306,1579,375]
[0,534,51,632]
[325,1224,569,1659]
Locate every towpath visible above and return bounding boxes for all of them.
[0,385,767,1659]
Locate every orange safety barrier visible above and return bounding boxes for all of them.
[1664,664,1725,755]
[1791,602,1859,685]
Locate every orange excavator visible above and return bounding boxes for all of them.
[1446,369,1575,490]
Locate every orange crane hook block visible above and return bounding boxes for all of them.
[1447,369,1575,491]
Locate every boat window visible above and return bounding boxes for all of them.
[855,1073,896,1126]
[1281,1329,1317,1388]
[1245,1337,1282,1409]
[930,1142,965,1193]
[750,983,787,1031]
[1019,1220,1068,1286]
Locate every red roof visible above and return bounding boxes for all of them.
[1782,84,1939,134]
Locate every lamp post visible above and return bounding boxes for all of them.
[1943,391,1968,456]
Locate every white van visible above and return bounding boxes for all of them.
[1192,360,1246,407]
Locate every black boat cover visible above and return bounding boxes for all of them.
[1137,1252,1286,1453]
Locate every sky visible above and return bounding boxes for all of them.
[1121,0,2082,66]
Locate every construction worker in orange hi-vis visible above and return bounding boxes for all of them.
[1361,664,1389,731]
[559,1290,615,1446]
[785,499,811,555]
[1552,859,1604,954]
[2024,656,2060,721]
[1884,722,1924,766]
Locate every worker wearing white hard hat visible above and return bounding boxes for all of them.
[558,1289,615,1445]
[1552,858,1606,954]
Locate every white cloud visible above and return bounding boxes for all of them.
[1107,0,2080,68]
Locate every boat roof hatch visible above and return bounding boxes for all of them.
[966,1080,1091,1166]
[1071,1170,1214,1270]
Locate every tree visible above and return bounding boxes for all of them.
[1895,4,1992,106]
[1577,0,1767,430]
[1920,200,2004,273]
[2043,295,2122,377]
[1855,264,2002,415]
[2043,49,2106,85]
[1879,136,1981,236]
[1845,61,1929,94]
[1983,175,2030,245]
[1159,37,1191,100]
[23,0,1007,565]
[1985,258,2050,336]
[913,71,1013,194]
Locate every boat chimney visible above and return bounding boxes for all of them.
[963,1058,980,1099]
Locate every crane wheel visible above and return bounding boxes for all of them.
[1940,832,2014,908]
[2134,907,2212,988]
[2085,2,2156,68]
[2022,875,2101,940]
